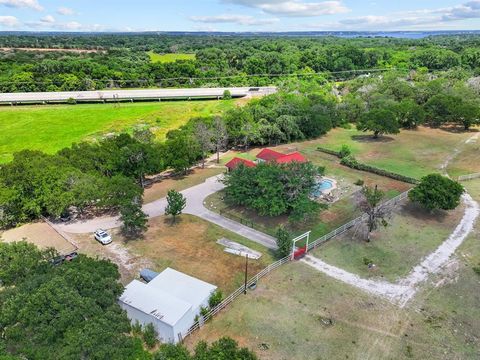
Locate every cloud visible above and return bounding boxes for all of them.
[0,15,20,27]
[0,0,43,11]
[40,14,55,23]
[190,14,279,26]
[57,6,75,16]
[222,0,349,17]
[311,0,480,29]
[25,15,106,31]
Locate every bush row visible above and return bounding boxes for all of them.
[340,155,419,184]
[316,147,342,157]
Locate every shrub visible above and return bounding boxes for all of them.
[222,90,232,100]
[354,179,364,186]
[143,323,158,349]
[200,306,209,317]
[363,257,373,266]
[66,97,77,105]
[339,144,352,158]
[276,226,292,258]
[131,321,143,336]
[208,290,223,308]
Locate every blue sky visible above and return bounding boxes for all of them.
[1,0,480,32]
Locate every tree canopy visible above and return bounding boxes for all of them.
[409,174,464,211]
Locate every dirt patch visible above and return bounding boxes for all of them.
[0,47,106,54]
[66,215,271,291]
[1,222,76,254]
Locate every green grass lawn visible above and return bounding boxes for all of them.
[147,51,196,63]
[0,100,236,163]
[312,201,465,282]
[310,126,474,179]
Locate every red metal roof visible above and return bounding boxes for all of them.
[225,157,257,169]
[256,148,285,161]
[275,152,307,164]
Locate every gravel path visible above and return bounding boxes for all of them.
[55,175,277,249]
[302,192,479,307]
[302,133,480,307]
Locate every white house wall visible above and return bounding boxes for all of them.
[119,301,175,343]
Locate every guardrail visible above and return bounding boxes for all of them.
[458,173,480,182]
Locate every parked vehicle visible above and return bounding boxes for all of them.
[94,229,112,245]
[64,252,78,261]
[50,255,66,266]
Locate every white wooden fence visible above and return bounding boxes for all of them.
[183,190,410,340]
[183,254,291,338]
[308,190,410,251]
[458,173,480,182]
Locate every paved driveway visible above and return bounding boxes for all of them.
[55,175,277,249]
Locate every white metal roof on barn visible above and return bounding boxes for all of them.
[119,279,192,326]
[148,268,217,311]
[119,268,217,327]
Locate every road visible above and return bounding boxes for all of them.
[55,175,278,250]
[0,87,277,104]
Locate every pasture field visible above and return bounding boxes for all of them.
[312,200,466,282]
[302,126,476,180]
[147,51,196,63]
[0,100,236,163]
[185,230,480,359]
[68,214,275,292]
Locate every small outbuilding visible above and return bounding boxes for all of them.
[119,268,217,343]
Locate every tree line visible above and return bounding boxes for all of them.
[0,241,257,360]
[2,34,480,92]
[1,71,477,232]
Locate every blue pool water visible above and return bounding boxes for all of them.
[312,179,334,198]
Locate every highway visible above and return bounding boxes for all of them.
[0,87,277,105]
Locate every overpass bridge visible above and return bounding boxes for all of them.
[0,87,277,105]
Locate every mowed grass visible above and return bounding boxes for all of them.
[311,126,474,179]
[313,201,465,282]
[447,135,480,178]
[0,100,237,163]
[186,234,480,359]
[147,51,196,63]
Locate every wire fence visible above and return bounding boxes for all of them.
[458,173,480,182]
[183,189,410,341]
[218,209,277,237]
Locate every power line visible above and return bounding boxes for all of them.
[0,67,403,87]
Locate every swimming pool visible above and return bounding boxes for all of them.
[312,179,335,198]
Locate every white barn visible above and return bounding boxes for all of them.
[119,268,217,343]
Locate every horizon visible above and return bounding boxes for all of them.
[1,1,480,33]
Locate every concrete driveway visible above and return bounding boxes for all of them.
[55,175,277,250]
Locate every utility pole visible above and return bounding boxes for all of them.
[244,254,249,294]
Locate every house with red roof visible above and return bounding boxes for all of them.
[225,148,307,171]
[225,157,257,172]
[256,148,307,164]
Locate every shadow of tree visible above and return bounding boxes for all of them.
[351,135,395,143]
